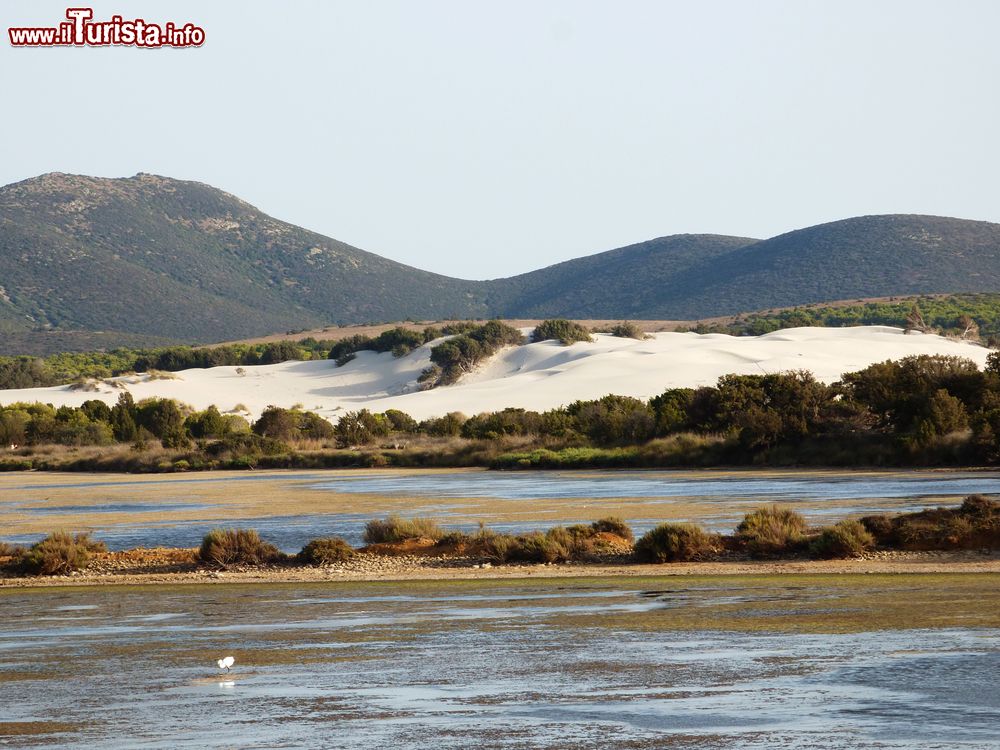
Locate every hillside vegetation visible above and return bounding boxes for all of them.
[0,173,489,350]
[5,173,1000,354]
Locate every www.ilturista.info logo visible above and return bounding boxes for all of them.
[9,7,204,48]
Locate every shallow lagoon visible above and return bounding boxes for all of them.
[2,574,999,749]
[4,469,1000,551]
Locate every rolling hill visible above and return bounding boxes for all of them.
[4,172,1000,354]
[501,215,1000,319]
[0,173,490,345]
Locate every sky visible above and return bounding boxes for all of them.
[2,0,999,279]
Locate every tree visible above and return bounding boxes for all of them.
[299,411,335,440]
[252,406,299,441]
[334,409,390,446]
[110,392,138,442]
[841,355,983,433]
[649,388,694,435]
[135,399,189,448]
[419,412,467,437]
[708,372,832,451]
[80,399,112,423]
[905,304,931,333]
[0,409,30,445]
[384,409,418,432]
[186,405,228,439]
[958,315,980,341]
[567,395,655,445]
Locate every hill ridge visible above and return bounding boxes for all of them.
[4,172,1000,353]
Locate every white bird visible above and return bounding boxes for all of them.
[217,656,235,672]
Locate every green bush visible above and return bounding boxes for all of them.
[299,537,355,565]
[862,495,1000,550]
[18,532,107,575]
[531,319,594,345]
[427,321,524,386]
[590,516,634,542]
[198,528,283,568]
[633,523,719,563]
[735,505,809,557]
[810,520,876,559]
[362,515,444,544]
[504,531,570,563]
[607,321,648,340]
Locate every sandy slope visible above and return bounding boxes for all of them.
[0,327,990,421]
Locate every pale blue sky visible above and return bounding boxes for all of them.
[2,1,998,278]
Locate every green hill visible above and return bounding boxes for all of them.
[4,172,1000,355]
[489,234,758,319]
[500,215,1000,319]
[646,215,1000,318]
[0,173,489,348]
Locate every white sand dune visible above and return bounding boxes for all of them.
[0,327,991,421]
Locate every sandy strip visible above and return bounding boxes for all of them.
[3,552,999,589]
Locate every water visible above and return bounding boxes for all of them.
[311,469,1000,502]
[2,577,998,749]
[4,469,1000,552]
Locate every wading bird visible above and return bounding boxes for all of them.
[217,656,235,672]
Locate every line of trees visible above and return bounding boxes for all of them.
[0,339,337,390]
[686,294,1000,343]
[7,353,1000,467]
[324,352,1000,464]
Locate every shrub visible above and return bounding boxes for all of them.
[362,515,444,544]
[960,494,1000,518]
[590,516,634,542]
[335,409,391,447]
[567,395,656,445]
[18,532,107,575]
[504,531,570,563]
[420,412,467,437]
[435,530,472,547]
[384,409,419,433]
[607,321,648,340]
[735,505,809,557]
[299,537,355,565]
[198,528,283,568]
[810,520,876,559]
[0,541,25,557]
[860,514,895,542]
[328,334,373,364]
[633,523,719,563]
[531,319,594,345]
[428,321,523,386]
[472,525,518,560]
[862,495,1000,551]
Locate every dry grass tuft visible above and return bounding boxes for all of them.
[634,523,720,562]
[735,505,809,558]
[198,528,284,568]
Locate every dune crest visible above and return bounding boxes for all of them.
[0,327,990,421]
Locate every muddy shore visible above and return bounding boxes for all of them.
[3,547,999,589]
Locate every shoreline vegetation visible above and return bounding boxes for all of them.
[3,497,998,587]
[4,330,1000,471]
